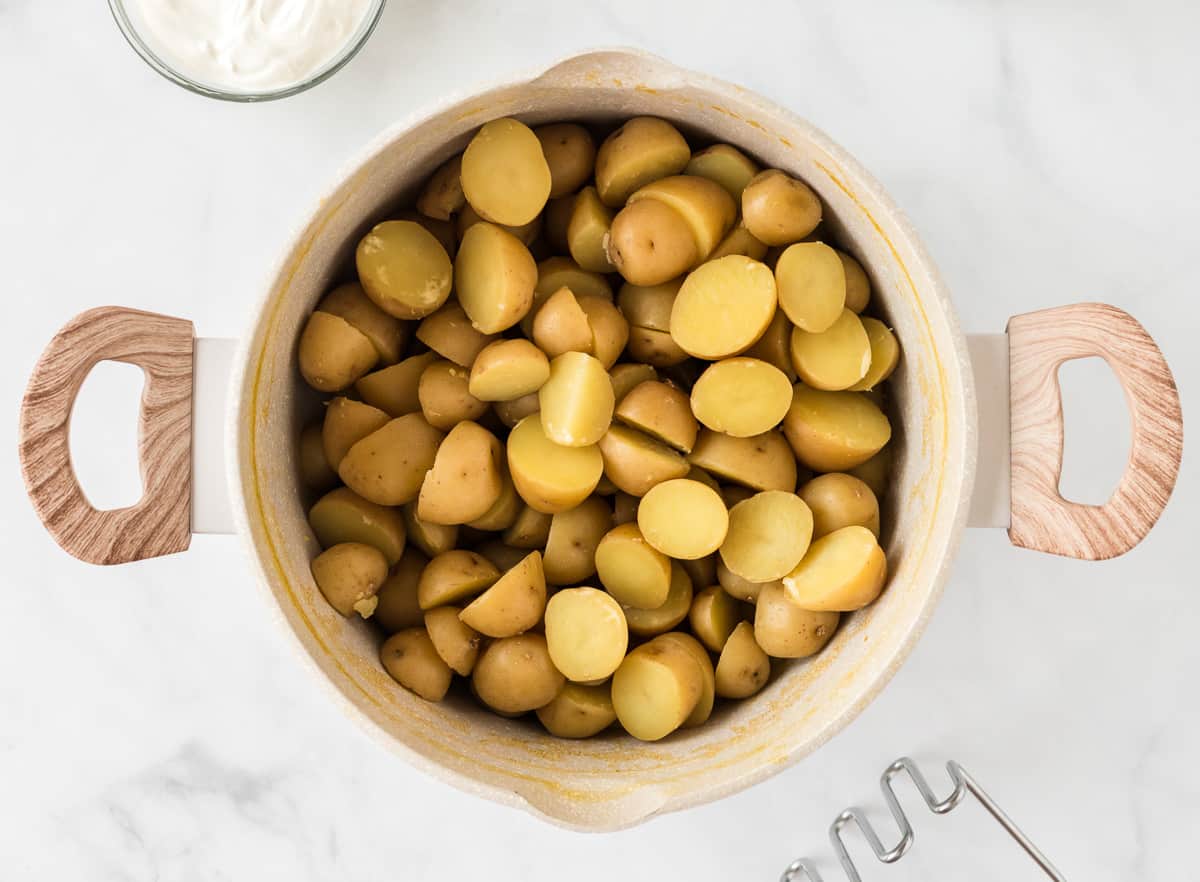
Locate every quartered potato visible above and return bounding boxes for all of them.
[461,118,552,226]
[454,222,537,334]
[338,414,444,506]
[741,169,822,246]
[755,582,840,658]
[298,423,337,492]
[685,143,760,201]
[418,421,503,525]
[783,525,887,612]
[536,683,616,738]
[473,634,564,714]
[688,429,797,492]
[542,497,610,584]
[466,467,522,532]
[688,584,744,653]
[502,504,553,549]
[322,397,389,469]
[298,311,377,393]
[789,308,872,391]
[417,154,465,221]
[775,241,846,333]
[720,490,814,582]
[459,550,547,637]
[594,522,672,609]
[544,587,629,682]
[568,186,616,273]
[611,632,703,741]
[424,606,483,676]
[614,380,697,453]
[655,632,715,727]
[402,503,459,557]
[418,359,488,431]
[799,473,881,538]
[539,352,615,447]
[622,563,694,637]
[669,255,777,359]
[595,117,691,207]
[837,250,872,313]
[577,295,629,368]
[468,339,550,401]
[597,424,690,496]
[316,281,407,364]
[783,386,892,471]
[381,628,453,702]
[848,318,899,391]
[373,549,428,633]
[714,621,771,699]
[355,351,437,417]
[507,415,604,514]
[309,487,407,565]
[417,549,499,610]
[416,302,498,366]
[626,325,691,367]
[532,286,593,359]
[357,220,454,319]
[535,123,596,198]
[638,478,729,560]
[311,542,388,618]
[690,357,792,437]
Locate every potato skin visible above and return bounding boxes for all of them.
[381,628,453,702]
[754,582,840,658]
[472,634,565,714]
[298,312,378,393]
[607,199,699,287]
[741,169,822,247]
[595,117,691,207]
[311,542,388,617]
[535,123,596,199]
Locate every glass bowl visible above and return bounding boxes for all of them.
[107,0,388,102]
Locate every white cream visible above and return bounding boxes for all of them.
[126,0,375,93]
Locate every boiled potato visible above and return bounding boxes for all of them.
[536,683,616,738]
[507,415,603,513]
[688,429,797,492]
[400,210,458,259]
[838,250,871,313]
[455,202,542,247]
[783,525,887,612]
[466,467,522,532]
[775,242,846,333]
[783,386,891,471]
[627,175,736,261]
[311,542,387,617]
[461,118,551,226]
[534,256,614,301]
[755,582,840,658]
[416,302,498,366]
[721,484,755,508]
[298,423,337,492]
[612,492,639,527]
[459,550,547,637]
[626,326,690,367]
[799,473,880,538]
[543,195,575,253]
[355,351,437,417]
[418,421,503,525]
[544,587,629,682]
[402,503,459,557]
[338,414,444,506]
[655,632,715,727]
[418,360,488,431]
[595,522,672,609]
[373,548,428,633]
[322,397,389,469]
[685,144,760,201]
[708,221,769,261]
[848,318,899,391]
[714,621,771,699]
[741,169,822,246]
[595,117,691,207]
[617,277,681,332]
[669,256,777,359]
[622,563,694,637]
[680,552,718,593]
[606,198,699,286]
[638,479,728,560]
[357,220,453,319]
[453,222,537,334]
[744,308,797,381]
[597,424,690,496]
[716,557,778,603]
[720,490,814,582]
[416,154,465,221]
[381,628,453,702]
[567,186,616,273]
[577,295,629,369]
[309,487,407,565]
[316,281,407,364]
[614,380,697,453]
[424,606,483,675]
[789,308,871,390]
[502,504,552,548]
[535,123,596,198]
[689,584,744,653]
[611,632,703,740]
[473,634,564,714]
[532,286,593,358]
[539,352,615,447]
[685,466,720,492]
[473,540,529,573]
[690,357,792,438]
[298,312,377,392]
[848,445,892,498]
[417,549,499,609]
[543,497,610,584]
[494,390,541,428]
[468,339,550,401]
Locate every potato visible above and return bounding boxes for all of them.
[577,295,629,369]
[424,606,483,675]
[594,522,671,609]
[309,487,407,565]
[417,549,499,609]
[789,308,871,390]
[612,492,639,526]
[669,256,777,359]
[754,582,840,658]
[688,429,797,492]
[374,548,428,633]
[595,117,691,207]
[614,380,697,453]
[617,277,681,333]
[690,358,792,438]
[468,339,550,401]
[741,169,822,246]
[316,281,407,364]
[627,175,737,260]
[638,479,728,560]
[685,143,760,201]
[298,312,377,392]
[606,198,699,287]
[473,540,529,573]
[311,542,388,617]
[848,318,900,391]
[355,351,437,417]
[450,221,538,334]
[606,367,655,408]
[535,122,596,198]
[837,250,871,313]
[719,490,814,584]
[532,286,593,358]
[455,202,542,247]
[418,360,488,431]
[799,473,880,538]
[459,550,547,638]
[298,423,337,491]
[655,632,715,727]
[539,352,615,447]
[567,186,616,273]
[775,242,846,333]
[714,621,770,699]
[783,525,887,612]
[721,484,756,508]
[536,682,616,738]
[626,326,690,367]
[743,308,798,381]
[717,557,778,603]
[357,220,453,319]
[466,467,522,532]
[322,397,388,469]
[708,221,769,261]
[381,628,453,702]
[680,551,718,591]
[402,502,459,557]
[622,563,694,638]
[543,195,575,253]
[494,390,541,428]
[472,634,564,714]
[416,302,498,366]
[502,504,552,549]
[611,633,703,741]
[416,154,465,221]
[597,424,690,496]
[848,445,892,498]
[507,415,603,514]
[418,421,503,525]
[534,256,614,302]
[783,386,891,471]
[544,587,629,682]
[543,497,610,584]
[461,118,551,226]
[400,210,458,259]
[689,584,744,653]
[338,414,444,506]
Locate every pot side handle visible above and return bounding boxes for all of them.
[1007,302,1183,559]
[18,307,195,565]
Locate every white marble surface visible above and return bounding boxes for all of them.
[1,1,1197,879]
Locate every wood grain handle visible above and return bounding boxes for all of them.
[18,307,194,565]
[1008,303,1183,559]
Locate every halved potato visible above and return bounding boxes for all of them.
[577,295,629,369]
[595,117,691,207]
[459,550,547,638]
[535,122,596,198]
[338,414,444,506]
[322,397,389,469]
[688,429,797,492]
[720,490,814,582]
[837,250,871,313]
[716,557,778,603]
[798,473,881,538]
[373,548,428,633]
[454,222,537,333]
[741,169,822,246]
[536,683,616,738]
[356,220,453,319]
[507,415,604,514]
[381,628,453,701]
[468,338,550,402]
[626,325,691,367]
[688,584,744,653]
[418,421,503,525]
[755,581,840,658]
[472,633,564,714]
[638,479,729,560]
[626,175,737,260]
[401,503,459,558]
[597,424,690,496]
[466,467,522,532]
[316,281,407,364]
[417,549,500,610]
[542,497,611,585]
[609,362,658,404]
[567,186,616,273]
[355,351,437,417]
[669,255,777,359]
[539,352,615,447]
[848,318,900,391]
[783,525,887,611]
[685,144,760,201]
[461,117,552,226]
[783,386,891,472]
[544,587,629,682]
[655,632,716,727]
[416,154,465,221]
[502,504,553,549]
[595,522,672,610]
[424,606,483,675]
[416,302,498,366]
[774,242,846,333]
[690,357,792,438]
[532,286,593,359]
[617,278,682,332]
[309,487,407,565]
[614,380,697,453]
[714,621,771,699]
[848,445,892,498]
[611,632,703,741]
[494,390,541,428]
[418,360,488,431]
[311,542,388,617]
[789,308,872,391]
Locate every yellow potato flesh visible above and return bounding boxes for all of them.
[507,415,603,514]
[416,302,498,367]
[567,186,616,273]
[595,117,691,207]
[799,473,881,538]
[622,563,693,637]
[417,421,503,525]
[355,352,437,417]
[535,122,596,198]
[720,490,814,582]
[543,497,610,584]
[614,380,697,453]
[380,628,453,702]
[417,549,500,610]
[627,175,737,260]
[638,479,728,560]
[848,318,900,391]
[373,549,428,633]
[688,584,744,653]
[459,550,547,638]
[837,250,872,313]
[539,352,615,447]
[688,429,797,492]
[690,357,792,438]
[783,386,892,472]
[417,360,488,431]
[576,295,629,369]
[783,525,887,612]
[670,256,777,359]
[595,523,672,610]
[544,587,629,682]
[338,414,444,506]
[356,220,453,319]
[424,606,482,676]
[454,222,537,334]
[468,339,550,402]
[597,424,690,497]
[741,169,822,247]
[685,144,760,201]
[611,634,703,741]
[789,308,872,391]
[655,632,715,727]
[461,118,552,226]
[532,286,593,359]
[298,312,378,393]
[322,397,388,470]
[310,542,388,617]
[714,621,771,699]
[536,683,616,738]
[472,634,564,714]
[309,487,407,565]
[775,241,846,333]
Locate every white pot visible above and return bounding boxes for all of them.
[17,49,1183,831]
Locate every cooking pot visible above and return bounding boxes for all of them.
[17,49,1183,831]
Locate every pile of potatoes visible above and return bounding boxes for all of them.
[296,115,898,742]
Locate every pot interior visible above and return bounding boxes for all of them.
[233,50,975,830]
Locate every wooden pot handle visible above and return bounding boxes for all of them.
[18,307,194,565]
[1008,303,1183,559]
